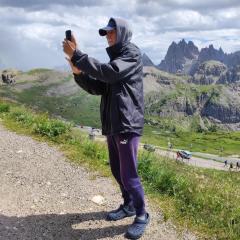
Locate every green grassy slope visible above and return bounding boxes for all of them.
[1,68,240,156]
[0,69,101,127]
[0,99,239,240]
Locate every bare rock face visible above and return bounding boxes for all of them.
[225,51,240,67]
[142,53,154,66]
[158,39,199,74]
[198,45,226,63]
[202,103,240,124]
[217,65,240,84]
[158,40,240,76]
[1,69,20,84]
[191,61,227,85]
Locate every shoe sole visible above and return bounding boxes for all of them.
[106,212,135,221]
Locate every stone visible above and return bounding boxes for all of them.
[91,195,105,205]
[1,69,19,84]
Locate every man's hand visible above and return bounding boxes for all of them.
[63,32,82,74]
[62,32,78,58]
[70,33,78,49]
[65,57,82,75]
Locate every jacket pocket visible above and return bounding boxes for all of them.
[117,94,133,126]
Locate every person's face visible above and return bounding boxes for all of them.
[106,29,117,46]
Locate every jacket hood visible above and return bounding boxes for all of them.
[110,17,132,44]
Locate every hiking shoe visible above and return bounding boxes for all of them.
[106,204,136,221]
[125,213,150,239]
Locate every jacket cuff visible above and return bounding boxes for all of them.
[73,72,80,77]
[71,49,84,66]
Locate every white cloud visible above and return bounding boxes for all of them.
[0,0,240,69]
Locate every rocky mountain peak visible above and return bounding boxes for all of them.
[209,44,214,49]
[219,47,224,54]
[142,53,154,66]
[191,60,227,85]
[179,38,187,46]
[158,39,199,74]
[158,39,240,75]
[188,40,194,46]
[198,44,226,63]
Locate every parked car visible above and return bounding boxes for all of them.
[143,144,156,152]
[177,150,192,159]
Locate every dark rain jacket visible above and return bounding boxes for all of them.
[71,17,144,136]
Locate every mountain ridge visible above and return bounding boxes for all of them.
[142,39,240,75]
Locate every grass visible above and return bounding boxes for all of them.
[27,68,52,75]
[0,98,239,240]
[142,124,240,156]
[144,83,222,115]
[16,86,100,127]
[1,70,240,159]
[0,81,101,128]
[138,151,240,239]
[1,68,239,157]
[2,81,240,156]
[0,103,10,113]
[5,105,72,138]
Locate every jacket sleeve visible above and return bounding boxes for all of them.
[73,72,106,95]
[71,49,138,84]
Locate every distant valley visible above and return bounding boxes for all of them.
[1,39,240,132]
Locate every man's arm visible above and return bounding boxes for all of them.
[73,72,106,95]
[64,54,106,95]
[71,49,139,84]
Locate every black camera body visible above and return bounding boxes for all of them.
[65,30,72,41]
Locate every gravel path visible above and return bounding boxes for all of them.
[0,124,198,240]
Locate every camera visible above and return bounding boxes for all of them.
[65,30,72,41]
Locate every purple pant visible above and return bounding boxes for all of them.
[106,132,146,216]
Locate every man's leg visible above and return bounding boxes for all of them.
[106,135,133,206]
[114,132,146,217]
[106,135,135,220]
[114,132,150,239]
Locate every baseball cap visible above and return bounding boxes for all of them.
[99,18,116,36]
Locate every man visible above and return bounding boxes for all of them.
[63,17,149,239]
[236,161,240,170]
[224,160,228,167]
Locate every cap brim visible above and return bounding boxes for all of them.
[99,26,115,36]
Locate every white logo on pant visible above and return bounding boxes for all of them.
[120,139,128,144]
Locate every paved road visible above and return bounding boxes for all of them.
[75,126,240,172]
[153,148,232,171]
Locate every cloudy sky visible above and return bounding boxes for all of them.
[0,0,240,70]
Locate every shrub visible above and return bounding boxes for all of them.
[0,103,10,113]
[9,111,35,126]
[138,152,179,195]
[82,139,108,164]
[138,149,240,239]
[33,118,71,138]
[208,124,218,132]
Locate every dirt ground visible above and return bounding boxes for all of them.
[0,124,198,240]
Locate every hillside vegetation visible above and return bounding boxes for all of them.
[0,99,239,240]
[0,69,101,127]
[1,67,240,155]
